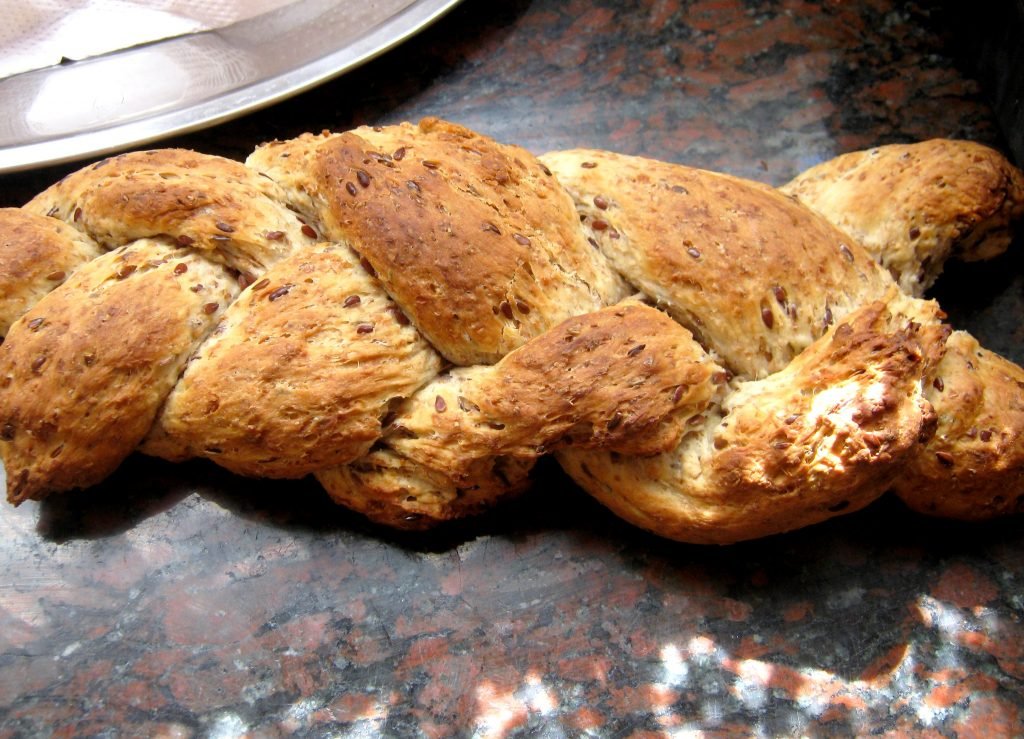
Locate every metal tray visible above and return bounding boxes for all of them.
[0,0,462,173]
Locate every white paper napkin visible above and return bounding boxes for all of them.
[0,0,297,80]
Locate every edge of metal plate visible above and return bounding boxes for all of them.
[0,0,462,173]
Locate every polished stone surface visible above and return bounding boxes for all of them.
[1,0,1022,735]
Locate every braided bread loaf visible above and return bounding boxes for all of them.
[1,118,1022,543]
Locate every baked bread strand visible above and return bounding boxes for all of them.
[539,148,894,380]
[388,300,720,462]
[0,208,104,336]
[0,150,318,338]
[778,139,1024,520]
[780,139,1024,296]
[317,299,723,528]
[139,242,443,478]
[316,447,536,530]
[558,298,949,544]
[893,331,1024,519]
[0,241,237,503]
[246,119,630,367]
[24,149,316,278]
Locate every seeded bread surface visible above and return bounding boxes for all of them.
[0,120,1021,543]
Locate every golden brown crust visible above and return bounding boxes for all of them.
[248,119,629,365]
[782,140,1024,519]
[559,299,949,544]
[319,300,718,528]
[141,243,442,478]
[894,331,1024,519]
[25,149,315,278]
[0,120,1021,542]
[541,148,893,379]
[781,139,1024,296]
[0,241,237,504]
[0,208,105,336]
[386,300,720,474]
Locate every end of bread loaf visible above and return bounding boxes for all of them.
[781,139,1024,296]
[894,331,1024,520]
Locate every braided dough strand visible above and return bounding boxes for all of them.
[559,297,948,544]
[245,119,630,366]
[317,298,723,527]
[0,208,103,336]
[540,148,896,380]
[1,241,237,503]
[780,140,1024,521]
[781,139,1024,296]
[139,242,443,478]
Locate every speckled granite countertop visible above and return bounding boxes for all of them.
[1,1,1022,736]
